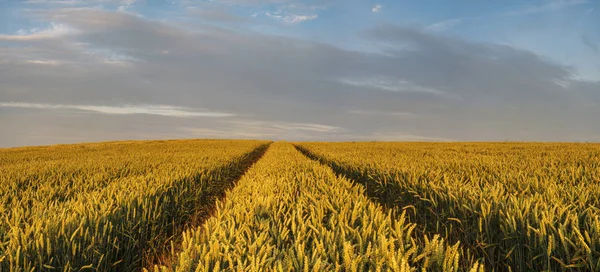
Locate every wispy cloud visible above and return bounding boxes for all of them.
[367,132,451,141]
[181,120,344,141]
[82,49,139,66]
[26,60,61,65]
[271,123,340,132]
[240,1,325,24]
[338,77,444,95]
[0,23,75,41]
[216,0,296,5]
[265,12,317,24]
[227,120,342,133]
[581,35,598,54]
[506,0,589,16]
[184,127,275,138]
[425,18,462,32]
[348,110,417,118]
[0,102,234,117]
[2,4,600,145]
[372,4,382,13]
[117,0,143,12]
[24,0,82,4]
[182,120,342,140]
[190,7,250,23]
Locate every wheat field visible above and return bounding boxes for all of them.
[0,140,269,271]
[296,142,600,271]
[1,140,599,271]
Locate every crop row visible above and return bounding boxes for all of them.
[155,142,483,271]
[0,140,270,271]
[296,142,600,271]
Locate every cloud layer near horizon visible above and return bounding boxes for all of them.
[1,3,600,147]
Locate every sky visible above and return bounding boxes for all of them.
[0,0,599,147]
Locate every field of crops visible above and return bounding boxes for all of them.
[2,140,599,271]
[0,140,270,271]
[296,142,600,271]
[153,142,481,271]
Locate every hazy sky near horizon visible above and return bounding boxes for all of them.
[1,0,599,147]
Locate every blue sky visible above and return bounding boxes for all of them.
[0,0,599,146]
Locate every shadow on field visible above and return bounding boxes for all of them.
[293,145,485,270]
[144,142,272,270]
[293,144,410,217]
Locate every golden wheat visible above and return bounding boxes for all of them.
[4,140,596,271]
[296,142,600,271]
[156,142,482,271]
[0,139,269,271]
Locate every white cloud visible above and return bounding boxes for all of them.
[217,0,324,24]
[367,132,451,141]
[506,0,589,16]
[24,0,82,4]
[179,120,344,141]
[80,48,140,66]
[425,18,462,32]
[27,60,61,65]
[338,77,445,95]
[118,0,143,12]
[0,102,234,117]
[2,9,600,145]
[372,4,382,13]
[265,12,317,24]
[581,35,598,54]
[183,127,276,138]
[182,119,342,140]
[271,123,340,132]
[348,110,416,118]
[0,23,75,41]
[216,0,296,5]
[226,120,342,133]
[284,14,318,24]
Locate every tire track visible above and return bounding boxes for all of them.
[144,142,272,270]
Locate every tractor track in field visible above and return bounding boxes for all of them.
[294,144,472,249]
[293,144,478,266]
[293,144,496,270]
[294,144,406,215]
[144,142,272,270]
